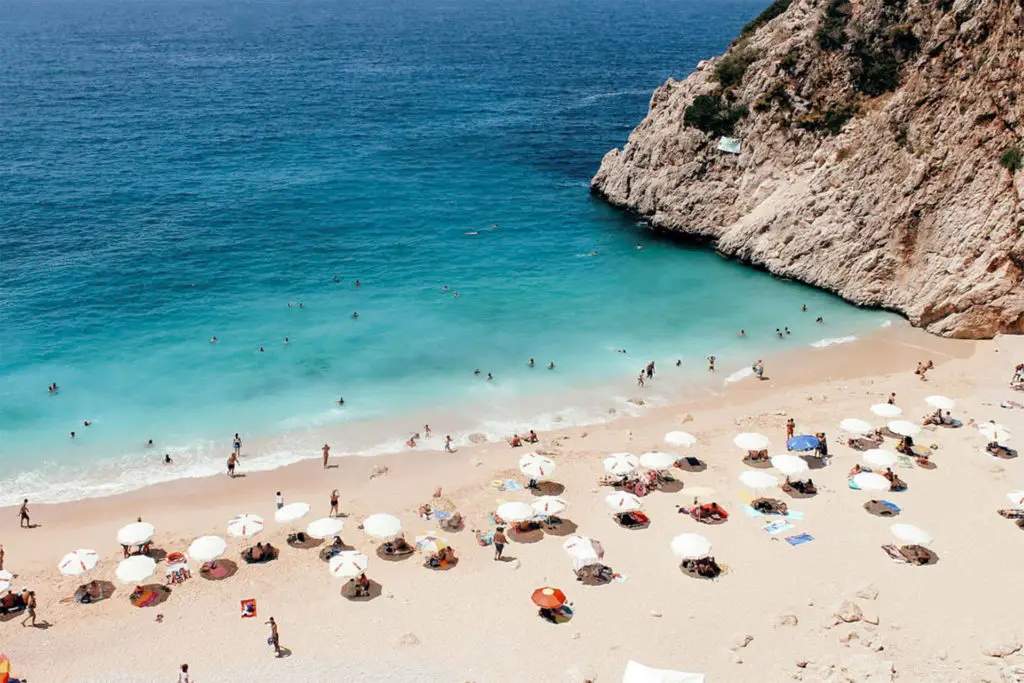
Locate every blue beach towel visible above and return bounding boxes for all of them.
[502,479,523,492]
[785,510,805,521]
[763,520,793,535]
[879,500,901,513]
[785,533,814,546]
[742,504,764,518]
[433,511,452,520]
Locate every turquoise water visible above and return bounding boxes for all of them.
[0,0,893,504]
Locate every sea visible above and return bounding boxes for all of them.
[0,0,897,505]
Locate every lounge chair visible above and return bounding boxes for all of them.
[998,509,1024,520]
[615,511,650,529]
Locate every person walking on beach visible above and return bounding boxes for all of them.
[19,499,30,528]
[646,361,655,380]
[266,617,281,656]
[493,527,508,561]
[178,664,191,683]
[637,371,645,388]
[275,491,283,510]
[424,424,432,438]
[786,418,795,441]
[227,453,238,478]
[21,590,37,627]
[444,435,454,453]
[887,392,897,405]
[233,433,242,456]
[707,356,715,372]
[322,443,331,468]
[330,489,340,517]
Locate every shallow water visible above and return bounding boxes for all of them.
[0,0,896,504]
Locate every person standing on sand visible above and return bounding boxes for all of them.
[786,418,795,440]
[322,443,331,468]
[178,663,191,683]
[444,435,454,453]
[493,527,507,561]
[227,453,238,478]
[19,499,30,528]
[637,371,645,387]
[266,617,281,656]
[275,491,283,510]
[330,489,340,517]
[424,424,432,438]
[887,393,897,405]
[21,590,37,627]
[0,544,5,569]
[233,433,242,456]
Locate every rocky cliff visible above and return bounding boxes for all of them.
[592,0,1024,338]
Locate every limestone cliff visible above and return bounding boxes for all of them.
[592,0,1024,338]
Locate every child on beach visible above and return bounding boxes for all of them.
[227,453,238,477]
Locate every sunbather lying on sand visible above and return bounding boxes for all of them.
[883,468,907,491]
[682,556,722,578]
[752,498,788,515]
[383,535,414,555]
[745,449,769,462]
[685,502,728,523]
[986,442,1018,458]
[782,477,817,495]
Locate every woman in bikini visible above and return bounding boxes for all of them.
[329,489,340,517]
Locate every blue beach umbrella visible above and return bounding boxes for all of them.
[786,435,820,452]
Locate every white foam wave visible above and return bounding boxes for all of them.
[810,335,858,348]
[880,320,893,328]
[724,367,754,384]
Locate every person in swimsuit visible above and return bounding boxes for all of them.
[233,434,242,455]
[547,362,555,370]
[424,424,432,437]
[266,617,281,656]
[444,435,454,452]
[352,312,359,319]
[164,453,172,464]
[227,453,237,477]
[178,664,191,683]
[19,499,30,528]
[322,443,331,469]
[147,439,154,447]
[528,358,535,367]
[707,356,715,371]
[70,431,75,439]
[330,489,340,517]
[493,527,507,561]
[337,397,345,405]
[786,418,795,440]
[486,373,494,381]
[21,590,37,627]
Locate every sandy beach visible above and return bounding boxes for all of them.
[2,323,1023,682]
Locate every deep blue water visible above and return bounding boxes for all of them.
[0,0,893,503]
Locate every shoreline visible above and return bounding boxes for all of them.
[3,322,1022,682]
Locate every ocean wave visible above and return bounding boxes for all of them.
[810,335,858,348]
[724,367,754,384]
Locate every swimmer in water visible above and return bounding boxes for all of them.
[528,358,535,367]
[70,431,76,439]
[739,330,745,337]
[547,362,555,370]
[337,397,345,405]
[164,453,172,464]
[776,328,783,338]
[284,337,290,344]
[333,274,340,282]
[453,291,460,297]
[83,420,91,427]
[801,304,807,312]
[676,359,682,367]
[816,316,824,324]
[298,302,303,309]
[355,280,361,288]
[259,346,265,353]
[147,439,154,447]
[443,285,449,292]
[784,327,790,335]
[487,373,494,381]
[48,382,59,393]
[635,244,643,250]
[352,312,358,319]
[209,336,218,344]
[474,369,481,376]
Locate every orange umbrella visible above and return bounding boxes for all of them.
[531,587,566,609]
[0,653,11,683]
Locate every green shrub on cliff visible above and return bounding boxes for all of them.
[714,50,757,90]
[853,44,901,96]
[740,0,792,38]
[1001,147,1023,173]
[798,106,856,135]
[817,0,852,50]
[684,94,748,137]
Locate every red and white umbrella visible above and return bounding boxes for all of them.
[563,535,604,562]
[605,491,642,512]
[58,549,99,577]
[519,453,556,480]
[604,453,639,476]
[227,514,264,538]
[531,496,568,515]
[328,551,369,579]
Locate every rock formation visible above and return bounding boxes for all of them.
[592,0,1024,338]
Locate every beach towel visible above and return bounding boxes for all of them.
[785,533,814,546]
[895,455,915,469]
[742,504,764,518]
[131,590,158,608]
[240,599,257,618]
[433,510,451,520]
[763,520,793,535]
[502,479,523,492]
[879,500,901,513]
[785,510,805,521]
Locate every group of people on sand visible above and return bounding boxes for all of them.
[509,430,539,448]
[914,360,935,380]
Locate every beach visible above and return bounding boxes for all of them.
[3,323,1023,682]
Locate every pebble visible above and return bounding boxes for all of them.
[983,641,1022,658]
[834,600,864,623]
[774,613,800,627]
[650,610,663,618]
[731,634,754,650]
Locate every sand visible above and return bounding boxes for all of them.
[2,323,1023,683]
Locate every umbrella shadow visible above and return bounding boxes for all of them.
[147,548,169,563]
[200,560,238,581]
[510,528,545,544]
[275,647,293,658]
[742,456,772,469]
[531,482,565,496]
[784,489,817,500]
[342,579,383,601]
[286,535,323,550]
[805,457,827,471]
[424,557,459,571]
[131,584,172,608]
[863,500,900,517]
[542,518,578,537]
[676,457,707,473]
[375,546,415,562]
[916,459,938,470]
[659,479,685,494]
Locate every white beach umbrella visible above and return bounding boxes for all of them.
[362,513,402,539]
[188,536,227,563]
[770,454,809,477]
[1006,491,1024,507]
[604,491,643,512]
[739,470,778,490]
[852,472,891,491]
[58,549,99,577]
[531,496,568,516]
[863,448,898,468]
[925,395,956,411]
[328,551,369,579]
[227,514,264,538]
[274,502,310,524]
[664,431,697,447]
[563,535,604,562]
[414,533,449,554]
[519,453,556,480]
[639,450,677,470]
[871,403,902,418]
[604,452,639,476]
[840,418,873,434]
[734,432,770,451]
[888,420,921,438]
[117,522,155,547]
[0,569,12,593]
[891,523,932,546]
[306,517,345,540]
[980,424,1012,442]
[115,555,156,584]
[670,533,712,560]
[496,501,535,523]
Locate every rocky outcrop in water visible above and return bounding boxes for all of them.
[592,0,1024,338]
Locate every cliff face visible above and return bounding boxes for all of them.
[592,0,1024,338]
